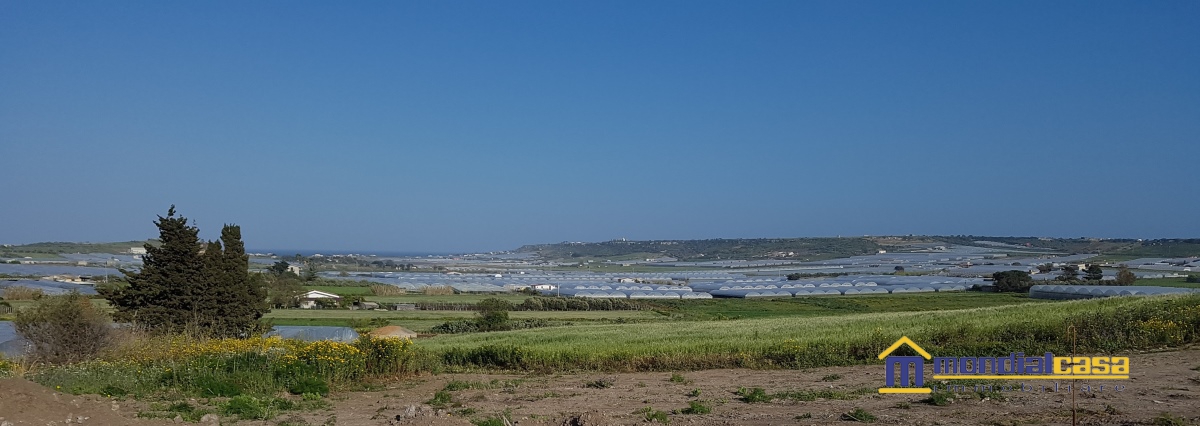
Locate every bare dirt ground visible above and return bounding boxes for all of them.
[296,348,1200,426]
[0,378,170,426]
[2,349,1199,425]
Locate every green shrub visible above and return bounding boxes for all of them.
[476,298,512,331]
[668,373,687,383]
[679,400,711,415]
[635,407,669,423]
[441,345,527,369]
[923,390,954,406]
[426,390,454,408]
[737,387,771,403]
[431,320,479,334]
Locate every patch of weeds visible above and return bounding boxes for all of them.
[585,378,614,389]
[524,391,561,401]
[795,413,813,419]
[472,416,509,426]
[297,397,332,411]
[276,416,312,426]
[1103,404,1122,415]
[679,400,712,415]
[195,375,242,397]
[687,389,701,397]
[1151,413,1188,426]
[895,401,911,409]
[976,388,1006,402]
[221,395,293,421]
[472,410,514,426]
[840,408,876,423]
[821,374,842,382]
[776,388,870,402]
[426,390,455,408]
[99,385,128,398]
[637,382,646,388]
[288,377,329,396]
[923,390,955,406]
[138,400,215,422]
[633,408,672,424]
[736,387,772,403]
[453,408,477,416]
[668,373,689,384]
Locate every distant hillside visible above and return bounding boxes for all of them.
[517,236,1200,262]
[516,238,882,261]
[0,240,158,258]
[931,236,1200,257]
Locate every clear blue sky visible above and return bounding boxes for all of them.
[2,1,1197,253]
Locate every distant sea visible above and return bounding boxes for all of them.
[247,249,462,258]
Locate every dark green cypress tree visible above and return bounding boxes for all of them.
[102,207,271,337]
[213,225,268,337]
[105,205,204,333]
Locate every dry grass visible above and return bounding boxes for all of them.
[369,284,406,296]
[423,285,456,296]
[1,286,44,300]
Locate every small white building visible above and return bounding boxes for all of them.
[298,290,341,309]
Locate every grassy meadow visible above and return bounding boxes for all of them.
[417,294,1200,371]
[1131,276,1200,289]
[265,309,660,332]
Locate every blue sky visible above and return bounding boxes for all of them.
[2,1,1197,253]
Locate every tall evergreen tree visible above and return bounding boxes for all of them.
[104,206,204,333]
[102,207,269,337]
[210,225,268,336]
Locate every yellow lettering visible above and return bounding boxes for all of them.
[1072,357,1090,375]
[1053,357,1072,375]
[1091,357,1110,375]
[1110,357,1129,374]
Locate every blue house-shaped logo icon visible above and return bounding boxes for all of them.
[878,336,932,394]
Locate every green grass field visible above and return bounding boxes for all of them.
[264,292,1043,331]
[644,292,1045,320]
[1133,276,1200,289]
[263,308,660,332]
[363,294,531,304]
[418,294,1200,371]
